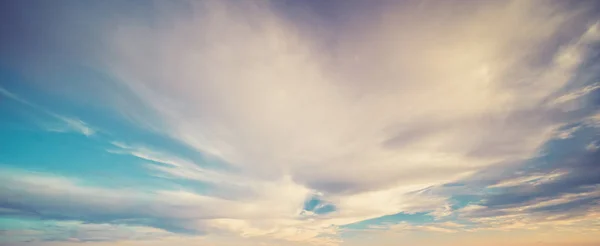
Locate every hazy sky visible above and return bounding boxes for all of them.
[1,0,600,245]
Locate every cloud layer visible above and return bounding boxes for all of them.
[1,0,600,245]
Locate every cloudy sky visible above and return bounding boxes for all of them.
[1,0,600,245]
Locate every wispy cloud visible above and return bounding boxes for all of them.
[0,218,174,243]
[551,83,600,106]
[425,119,600,233]
[106,0,600,237]
[0,86,95,136]
[1,0,600,245]
[0,167,340,245]
[487,171,567,188]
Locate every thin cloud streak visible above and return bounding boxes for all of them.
[0,86,96,136]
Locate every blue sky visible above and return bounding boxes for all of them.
[1,1,600,246]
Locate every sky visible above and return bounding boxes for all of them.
[0,0,600,245]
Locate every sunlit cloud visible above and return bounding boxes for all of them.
[1,0,599,245]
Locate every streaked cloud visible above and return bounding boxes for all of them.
[0,86,95,136]
[1,0,599,245]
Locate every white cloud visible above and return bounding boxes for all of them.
[53,115,96,136]
[586,141,599,151]
[455,188,600,232]
[0,168,337,245]
[106,141,453,237]
[0,86,95,136]
[488,171,567,188]
[81,0,600,244]
[551,83,600,106]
